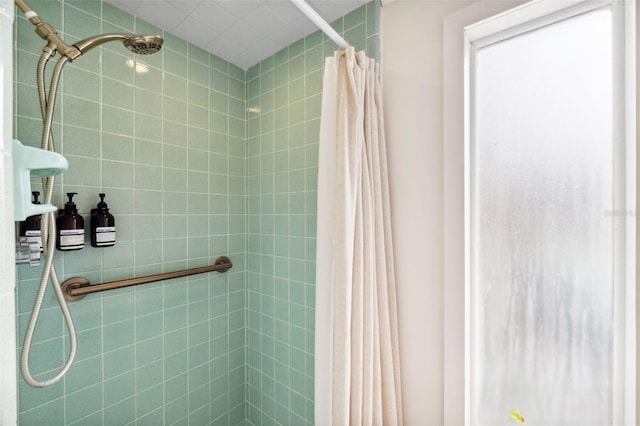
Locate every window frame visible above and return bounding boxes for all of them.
[443,0,636,424]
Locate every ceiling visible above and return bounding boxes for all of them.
[103,0,370,70]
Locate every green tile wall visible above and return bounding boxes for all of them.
[244,3,379,425]
[14,0,378,424]
[14,1,246,425]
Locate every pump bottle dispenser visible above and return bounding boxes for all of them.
[19,191,43,251]
[56,192,85,251]
[91,193,116,247]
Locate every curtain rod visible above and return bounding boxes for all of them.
[60,256,232,301]
[290,0,348,49]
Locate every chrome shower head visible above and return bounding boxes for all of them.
[73,33,163,56]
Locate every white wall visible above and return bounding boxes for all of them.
[0,0,17,424]
[380,1,471,424]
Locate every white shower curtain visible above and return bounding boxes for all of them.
[315,46,403,426]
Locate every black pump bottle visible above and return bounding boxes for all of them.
[91,193,115,247]
[56,192,85,251]
[20,191,43,251]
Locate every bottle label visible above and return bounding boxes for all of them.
[59,229,84,250]
[95,227,116,245]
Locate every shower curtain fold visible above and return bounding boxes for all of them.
[315,46,403,426]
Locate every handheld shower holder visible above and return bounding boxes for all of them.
[12,139,68,221]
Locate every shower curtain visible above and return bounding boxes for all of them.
[315,46,403,425]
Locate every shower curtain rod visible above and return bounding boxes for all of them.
[290,0,348,49]
[60,256,232,301]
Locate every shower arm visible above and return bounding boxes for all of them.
[14,0,81,61]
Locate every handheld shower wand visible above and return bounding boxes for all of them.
[15,0,163,61]
[74,33,164,56]
[15,0,163,388]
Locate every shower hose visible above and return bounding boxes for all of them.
[20,44,78,388]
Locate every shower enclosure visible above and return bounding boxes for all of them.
[8,0,380,424]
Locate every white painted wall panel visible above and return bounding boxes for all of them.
[0,0,17,423]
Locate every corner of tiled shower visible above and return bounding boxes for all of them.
[0,0,17,424]
[8,0,379,424]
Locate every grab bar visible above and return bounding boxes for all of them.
[60,256,232,301]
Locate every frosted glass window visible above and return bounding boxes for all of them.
[470,7,615,425]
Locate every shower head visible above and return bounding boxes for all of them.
[124,35,164,55]
[73,33,163,56]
